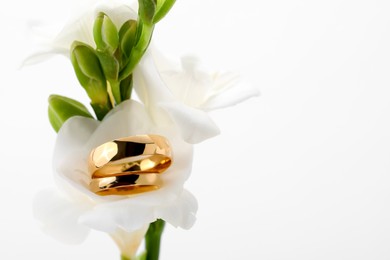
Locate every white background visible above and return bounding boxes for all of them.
[2,0,390,259]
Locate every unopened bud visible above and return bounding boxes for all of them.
[93,12,119,53]
[48,95,93,132]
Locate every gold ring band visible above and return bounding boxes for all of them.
[89,174,162,196]
[88,135,172,196]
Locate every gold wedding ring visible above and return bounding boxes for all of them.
[88,135,172,196]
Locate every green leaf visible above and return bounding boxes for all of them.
[138,0,157,25]
[94,12,119,53]
[48,95,93,132]
[153,0,176,24]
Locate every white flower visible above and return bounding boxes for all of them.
[133,48,260,144]
[34,100,197,257]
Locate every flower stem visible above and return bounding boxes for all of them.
[145,219,165,260]
[121,255,131,260]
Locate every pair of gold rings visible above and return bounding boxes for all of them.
[88,135,172,196]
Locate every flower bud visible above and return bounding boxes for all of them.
[153,0,176,24]
[48,95,93,132]
[71,42,112,119]
[138,0,157,25]
[96,51,119,82]
[119,20,137,59]
[93,12,119,53]
[70,41,107,105]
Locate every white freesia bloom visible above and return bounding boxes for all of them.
[133,49,260,144]
[34,100,197,257]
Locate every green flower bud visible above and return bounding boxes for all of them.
[153,0,176,24]
[138,0,157,25]
[48,95,93,132]
[93,12,119,53]
[70,41,107,105]
[119,20,137,59]
[96,51,119,82]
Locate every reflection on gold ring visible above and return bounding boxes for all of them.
[88,135,172,196]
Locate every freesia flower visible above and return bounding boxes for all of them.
[133,48,260,144]
[34,100,197,258]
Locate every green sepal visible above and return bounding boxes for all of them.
[70,41,108,105]
[93,12,119,53]
[48,94,93,132]
[119,20,137,59]
[138,0,157,25]
[153,0,176,24]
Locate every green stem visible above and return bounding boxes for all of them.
[145,219,165,260]
[121,255,131,260]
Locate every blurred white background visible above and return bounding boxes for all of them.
[2,0,390,259]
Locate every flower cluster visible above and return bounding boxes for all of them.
[28,0,258,259]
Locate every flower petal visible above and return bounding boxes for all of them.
[53,117,100,198]
[133,50,175,108]
[79,189,197,233]
[156,189,198,229]
[201,74,260,111]
[33,189,90,244]
[159,101,220,144]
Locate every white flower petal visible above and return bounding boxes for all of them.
[79,201,156,233]
[156,189,198,229]
[202,76,260,111]
[133,50,175,108]
[80,188,197,233]
[33,189,90,244]
[159,56,213,108]
[54,117,99,167]
[53,117,100,198]
[159,102,220,144]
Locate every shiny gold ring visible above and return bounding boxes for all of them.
[88,135,172,196]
